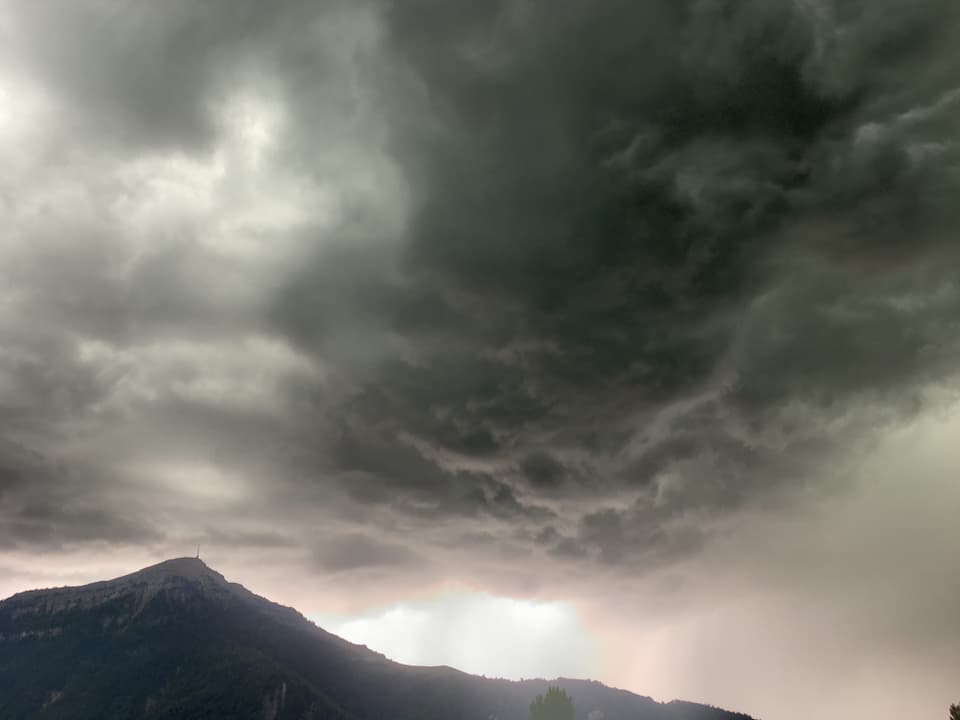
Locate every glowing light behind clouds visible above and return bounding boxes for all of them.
[313,593,600,680]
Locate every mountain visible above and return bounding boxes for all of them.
[0,558,757,720]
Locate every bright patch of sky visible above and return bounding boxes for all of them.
[312,593,600,680]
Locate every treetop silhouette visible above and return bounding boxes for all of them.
[529,686,574,720]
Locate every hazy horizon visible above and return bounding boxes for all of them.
[2,1,960,718]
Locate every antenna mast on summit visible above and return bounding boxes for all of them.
[196,544,200,560]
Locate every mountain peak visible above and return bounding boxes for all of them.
[1,557,240,617]
[129,556,217,581]
[122,555,232,589]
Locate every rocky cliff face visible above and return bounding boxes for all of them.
[0,559,757,720]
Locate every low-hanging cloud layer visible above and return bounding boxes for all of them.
[2,1,960,718]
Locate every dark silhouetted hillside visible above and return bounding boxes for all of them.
[0,559,758,720]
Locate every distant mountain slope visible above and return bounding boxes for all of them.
[0,558,757,720]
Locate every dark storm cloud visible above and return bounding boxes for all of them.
[251,0,960,572]
[270,0,960,568]
[3,0,960,580]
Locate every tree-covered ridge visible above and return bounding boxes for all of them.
[530,686,574,720]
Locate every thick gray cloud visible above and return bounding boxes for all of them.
[268,0,960,568]
[313,533,422,574]
[2,1,960,718]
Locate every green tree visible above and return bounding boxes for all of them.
[529,686,574,720]
[950,703,960,720]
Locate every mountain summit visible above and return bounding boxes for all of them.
[7,557,224,598]
[4,558,232,614]
[0,560,757,720]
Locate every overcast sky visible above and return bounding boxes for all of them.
[2,1,960,718]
